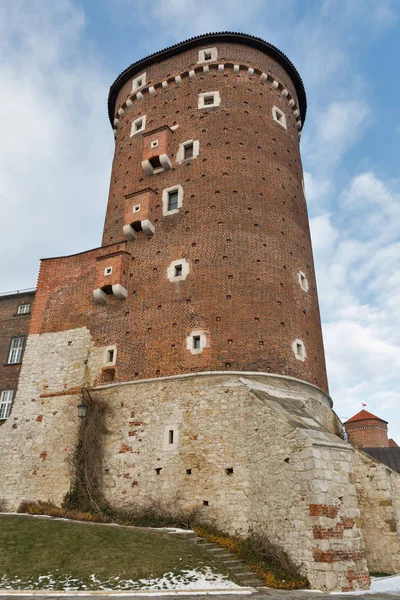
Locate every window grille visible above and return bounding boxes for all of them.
[0,390,14,419]
[8,337,24,364]
[17,304,31,315]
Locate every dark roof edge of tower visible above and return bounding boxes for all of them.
[107,32,307,126]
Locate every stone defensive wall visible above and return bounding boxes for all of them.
[1,33,399,593]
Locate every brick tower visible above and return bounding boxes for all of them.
[4,33,400,592]
[97,32,328,389]
[344,410,389,448]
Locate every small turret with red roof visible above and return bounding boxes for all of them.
[344,409,389,448]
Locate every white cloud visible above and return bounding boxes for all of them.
[0,0,112,291]
[310,171,400,442]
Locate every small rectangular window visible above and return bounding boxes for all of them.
[17,304,31,315]
[7,337,24,364]
[174,264,183,277]
[193,335,201,349]
[168,190,179,211]
[0,390,14,419]
[204,51,212,61]
[104,266,112,276]
[131,115,146,136]
[184,144,194,160]
[204,95,214,106]
[168,429,174,444]
[150,139,159,148]
[106,349,115,363]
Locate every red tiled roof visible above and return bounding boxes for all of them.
[389,438,399,448]
[344,410,388,425]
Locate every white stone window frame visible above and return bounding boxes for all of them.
[130,115,146,137]
[163,424,179,451]
[272,106,287,129]
[186,330,207,355]
[162,184,183,216]
[104,266,113,276]
[7,336,24,364]
[132,204,141,213]
[104,345,117,366]
[198,91,221,110]
[197,47,218,64]
[17,304,31,315]
[176,139,200,164]
[131,72,147,93]
[292,339,306,362]
[298,271,309,292]
[167,258,190,282]
[0,389,14,419]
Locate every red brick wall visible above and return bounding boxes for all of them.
[32,41,329,392]
[0,291,35,423]
[346,419,389,448]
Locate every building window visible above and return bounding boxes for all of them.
[130,115,146,136]
[292,339,306,361]
[197,48,218,63]
[104,266,113,276]
[162,185,183,216]
[132,72,147,92]
[104,345,117,366]
[184,144,194,160]
[198,91,221,110]
[272,106,287,129]
[186,330,207,354]
[7,336,24,364]
[17,304,31,315]
[177,140,200,164]
[193,335,201,350]
[168,190,179,211]
[298,271,309,292]
[0,390,14,419]
[167,258,190,282]
[133,204,141,213]
[150,139,159,149]
[164,425,179,449]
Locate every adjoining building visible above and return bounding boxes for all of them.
[0,32,399,592]
[344,410,400,473]
[0,290,35,423]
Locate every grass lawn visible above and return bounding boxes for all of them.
[0,515,233,590]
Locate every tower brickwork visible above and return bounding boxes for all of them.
[1,33,400,592]
[30,35,328,390]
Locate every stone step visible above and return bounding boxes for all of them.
[237,578,264,587]
[228,566,250,573]
[233,571,255,578]
[221,559,242,566]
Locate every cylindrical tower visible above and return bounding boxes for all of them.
[102,32,328,392]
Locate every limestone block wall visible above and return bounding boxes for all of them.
[0,328,94,509]
[94,375,368,592]
[352,448,400,573]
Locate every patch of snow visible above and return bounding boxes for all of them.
[0,568,241,593]
[333,574,400,595]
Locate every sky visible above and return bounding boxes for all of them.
[0,0,399,440]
